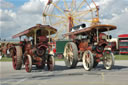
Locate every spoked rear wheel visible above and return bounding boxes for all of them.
[83,50,94,71]
[63,42,78,68]
[11,46,22,70]
[103,51,114,70]
[47,55,55,71]
[25,55,32,72]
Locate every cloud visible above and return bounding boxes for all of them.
[0,9,18,39]
[97,0,128,37]
[0,0,45,39]
[97,0,128,19]
[102,9,128,37]
[0,0,128,40]
[0,0,14,9]
[20,0,44,14]
[0,9,16,21]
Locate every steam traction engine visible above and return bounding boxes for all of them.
[63,24,117,70]
[10,24,57,72]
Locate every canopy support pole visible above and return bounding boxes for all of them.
[48,30,51,43]
[96,28,99,42]
[34,29,37,45]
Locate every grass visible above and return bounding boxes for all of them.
[55,58,64,61]
[0,57,12,62]
[115,55,128,60]
[0,55,128,62]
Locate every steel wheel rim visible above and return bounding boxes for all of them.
[49,57,54,70]
[83,50,93,71]
[85,53,90,68]
[84,52,91,68]
[104,53,113,69]
[25,57,30,72]
[48,56,54,71]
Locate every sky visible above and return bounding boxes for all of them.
[0,0,128,40]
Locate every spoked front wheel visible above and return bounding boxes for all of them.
[25,55,32,72]
[103,51,115,70]
[83,50,94,71]
[47,55,55,71]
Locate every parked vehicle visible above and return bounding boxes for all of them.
[118,34,128,54]
[10,24,57,72]
[62,24,117,71]
[107,35,128,55]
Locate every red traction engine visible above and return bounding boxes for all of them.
[10,24,57,72]
[63,24,117,70]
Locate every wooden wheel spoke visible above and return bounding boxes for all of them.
[66,45,73,58]
[85,58,89,66]
[69,44,73,51]
[65,47,69,57]
[69,57,73,63]
[85,53,90,63]
[105,55,111,61]
[70,52,73,57]
[87,63,90,67]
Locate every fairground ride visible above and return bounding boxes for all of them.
[43,0,100,40]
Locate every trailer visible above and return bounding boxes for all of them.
[118,34,128,54]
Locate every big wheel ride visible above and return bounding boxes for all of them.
[43,0,100,39]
